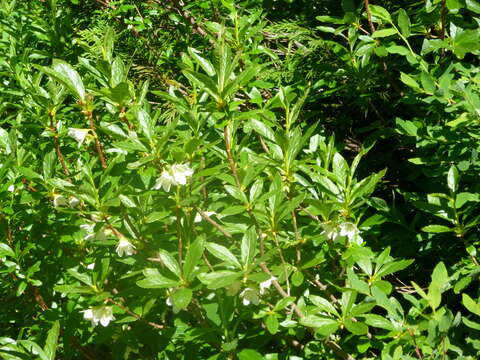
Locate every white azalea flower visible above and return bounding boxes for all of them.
[171,164,194,185]
[153,169,176,192]
[153,163,194,192]
[239,287,260,306]
[80,223,111,241]
[53,194,68,207]
[69,196,80,207]
[194,211,216,223]
[339,222,363,245]
[83,305,115,327]
[67,128,90,147]
[259,276,277,295]
[116,236,136,257]
[80,223,95,240]
[321,222,340,241]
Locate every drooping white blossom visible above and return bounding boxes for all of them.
[153,163,194,192]
[53,194,68,208]
[170,164,194,185]
[80,223,112,241]
[83,305,115,327]
[67,128,90,147]
[194,211,216,223]
[154,169,176,192]
[321,222,340,241]
[69,196,80,207]
[259,276,277,295]
[116,236,136,257]
[339,222,363,245]
[239,287,260,306]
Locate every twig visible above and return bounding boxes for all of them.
[194,206,232,238]
[224,124,242,188]
[364,0,376,34]
[155,0,209,38]
[440,0,446,57]
[84,110,107,169]
[106,298,164,329]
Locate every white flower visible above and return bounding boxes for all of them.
[339,222,363,245]
[67,128,90,147]
[69,196,80,207]
[239,287,260,306]
[80,223,112,241]
[86,263,95,270]
[80,223,95,240]
[321,222,340,241]
[170,164,194,185]
[194,211,216,223]
[53,194,68,207]
[154,169,176,192]
[166,296,173,306]
[83,305,115,327]
[153,163,194,192]
[259,276,277,295]
[7,184,14,192]
[116,236,136,257]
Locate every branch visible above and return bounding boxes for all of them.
[155,0,209,38]
[364,0,376,34]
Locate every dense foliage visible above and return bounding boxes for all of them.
[1,0,480,359]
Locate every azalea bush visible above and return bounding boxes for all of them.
[1,0,480,359]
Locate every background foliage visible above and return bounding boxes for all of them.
[1,0,480,359]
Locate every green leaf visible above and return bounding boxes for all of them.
[43,151,55,181]
[137,269,180,289]
[247,118,275,141]
[35,60,86,101]
[344,319,369,335]
[397,9,411,37]
[184,237,205,281]
[363,314,395,330]
[369,5,392,22]
[455,192,479,208]
[265,315,279,334]
[395,118,418,137]
[422,225,453,233]
[400,72,420,90]
[376,259,414,278]
[241,227,256,267]
[431,262,449,289]
[462,294,480,316]
[238,349,264,360]
[372,28,397,38]
[300,316,339,336]
[188,47,216,77]
[172,288,193,310]
[158,249,181,278]
[224,185,248,203]
[53,285,94,294]
[447,165,459,193]
[44,321,60,360]
[332,152,349,186]
[466,0,480,14]
[309,295,339,316]
[0,243,15,258]
[119,194,136,208]
[67,268,92,286]
[206,243,242,269]
[136,108,154,143]
[197,271,241,289]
